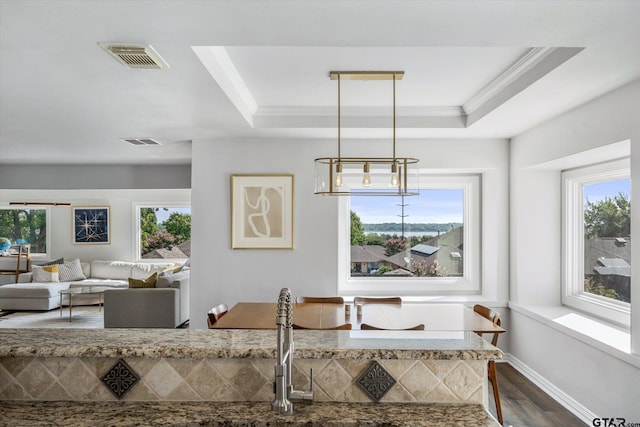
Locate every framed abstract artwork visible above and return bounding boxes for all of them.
[231,174,294,249]
[72,206,110,244]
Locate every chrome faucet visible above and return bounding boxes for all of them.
[272,288,314,415]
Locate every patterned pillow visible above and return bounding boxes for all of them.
[32,264,60,282]
[128,272,158,288]
[161,264,184,274]
[35,258,64,267]
[58,258,87,282]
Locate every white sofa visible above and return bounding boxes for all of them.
[0,260,181,311]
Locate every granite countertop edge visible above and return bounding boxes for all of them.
[0,328,503,360]
[0,401,501,426]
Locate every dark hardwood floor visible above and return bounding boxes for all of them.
[487,363,586,426]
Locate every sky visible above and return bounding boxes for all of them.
[350,189,464,224]
[351,177,631,225]
[583,178,631,203]
[154,207,191,224]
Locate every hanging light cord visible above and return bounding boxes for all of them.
[393,73,396,160]
[337,72,341,161]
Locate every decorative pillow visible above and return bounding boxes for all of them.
[35,258,64,267]
[161,263,184,274]
[58,258,87,282]
[32,264,60,282]
[128,272,158,288]
[156,270,189,289]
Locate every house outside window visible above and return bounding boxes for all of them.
[338,174,480,296]
[0,207,49,256]
[134,205,191,261]
[562,158,631,326]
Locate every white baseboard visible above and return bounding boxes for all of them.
[503,353,595,425]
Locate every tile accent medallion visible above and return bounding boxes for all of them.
[356,361,396,402]
[101,359,140,400]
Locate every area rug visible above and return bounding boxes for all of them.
[0,307,104,329]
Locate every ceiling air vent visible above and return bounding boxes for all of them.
[122,138,162,146]
[100,43,169,69]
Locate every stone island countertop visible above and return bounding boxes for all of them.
[0,328,502,360]
[0,401,501,426]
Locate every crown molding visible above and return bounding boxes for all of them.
[253,106,465,128]
[463,47,584,126]
[192,46,257,127]
[196,45,583,130]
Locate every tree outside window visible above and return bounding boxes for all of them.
[0,208,47,254]
[139,207,191,259]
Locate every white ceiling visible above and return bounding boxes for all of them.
[1,0,639,165]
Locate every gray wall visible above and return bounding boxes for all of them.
[0,164,191,189]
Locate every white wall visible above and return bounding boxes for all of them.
[0,189,191,267]
[0,164,191,273]
[510,79,640,418]
[190,137,510,330]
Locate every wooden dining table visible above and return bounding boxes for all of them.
[211,302,505,334]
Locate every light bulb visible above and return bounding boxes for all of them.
[362,162,371,187]
[389,163,399,187]
[335,162,343,187]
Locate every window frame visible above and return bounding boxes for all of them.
[132,202,191,263]
[562,158,631,328]
[338,174,481,296]
[0,206,51,260]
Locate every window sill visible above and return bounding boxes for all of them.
[509,302,640,368]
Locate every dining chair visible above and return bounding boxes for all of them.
[360,323,424,331]
[207,303,229,329]
[296,296,345,304]
[353,296,402,305]
[473,304,503,425]
[293,323,352,330]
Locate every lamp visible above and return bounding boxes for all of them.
[314,71,419,196]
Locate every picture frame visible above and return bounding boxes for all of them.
[72,206,110,245]
[231,174,294,249]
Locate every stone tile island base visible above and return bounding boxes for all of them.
[1,356,486,403]
[0,329,502,426]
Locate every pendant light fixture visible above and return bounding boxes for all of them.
[314,71,419,196]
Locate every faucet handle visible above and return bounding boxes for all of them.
[289,368,315,404]
[301,368,314,404]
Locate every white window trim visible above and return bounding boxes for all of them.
[562,158,631,328]
[132,202,190,263]
[0,205,51,261]
[338,174,481,296]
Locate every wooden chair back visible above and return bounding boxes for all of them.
[360,323,425,331]
[207,303,229,329]
[353,296,401,305]
[293,323,352,330]
[296,296,344,304]
[472,303,504,424]
[473,304,501,346]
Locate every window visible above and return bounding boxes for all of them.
[338,174,480,295]
[562,158,631,326]
[0,207,49,256]
[134,205,191,261]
